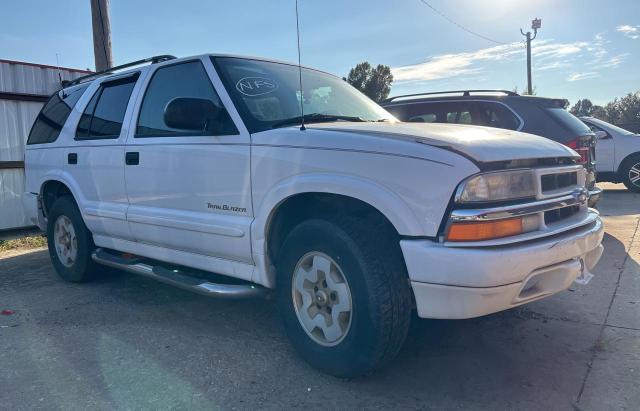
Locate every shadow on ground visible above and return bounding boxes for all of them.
[0,223,632,411]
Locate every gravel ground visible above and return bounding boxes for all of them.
[1,183,638,410]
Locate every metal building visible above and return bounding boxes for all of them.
[0,59,90,231]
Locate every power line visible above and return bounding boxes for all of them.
[417,0,509,45]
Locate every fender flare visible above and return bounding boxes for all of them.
[250,172,425,287]
[39,171,87,214]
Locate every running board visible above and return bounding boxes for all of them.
[92,248,268,299]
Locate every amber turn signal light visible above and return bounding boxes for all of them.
[447,217,524,242]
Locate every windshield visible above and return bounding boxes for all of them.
[586,118,635,136]
[213,57,394,133]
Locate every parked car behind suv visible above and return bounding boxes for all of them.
[380,90,602,205]
[580,116,640,192]
[24,56,604,377]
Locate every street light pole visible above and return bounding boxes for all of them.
[520,18,541,95]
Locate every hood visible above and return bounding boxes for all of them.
[312,122,578,163]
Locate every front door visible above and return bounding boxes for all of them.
[586,121,615,173]
[123,58,253,263]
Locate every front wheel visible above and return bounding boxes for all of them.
[620,154,640,193]
[276,217,412,378]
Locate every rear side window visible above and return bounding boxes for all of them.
[27,84,89,144]
[136,60,237,137]
[386,101,520,130]
[477,102,520,130]
[75,75,138,140]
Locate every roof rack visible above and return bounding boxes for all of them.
[382,89,519,103]
[63,55,177,87]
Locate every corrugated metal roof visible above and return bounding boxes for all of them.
[1,60,89,230]
[0,59,88,95]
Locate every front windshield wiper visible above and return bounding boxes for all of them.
[271,113,366,129]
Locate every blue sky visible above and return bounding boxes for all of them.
[1,0,638,105]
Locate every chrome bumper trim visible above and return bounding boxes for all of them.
[450,188,588,222]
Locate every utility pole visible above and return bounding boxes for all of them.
[90,0,113,71]
[520,18,541,95]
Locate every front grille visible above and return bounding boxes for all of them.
[541,172,578,193]
[544,205,580,225]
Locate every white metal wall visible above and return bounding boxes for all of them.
[0,60,88,231]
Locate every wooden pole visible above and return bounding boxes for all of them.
[90,0,113,71]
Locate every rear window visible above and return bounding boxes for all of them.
[545,108,592,136]
[26,84,90,144]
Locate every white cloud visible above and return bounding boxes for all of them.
[567,72,599,82]
[537,61,571,71]
[617,24,639,39]
[391,38,602,83]
[391,42,523,82]
[597,53,631,68]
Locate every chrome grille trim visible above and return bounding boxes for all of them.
[449,188,588,222]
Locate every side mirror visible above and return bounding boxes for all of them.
[594,130,610,140]
[164,97,220,131]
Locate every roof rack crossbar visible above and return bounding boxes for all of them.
[64,55,177,87]
[382,89,519,103]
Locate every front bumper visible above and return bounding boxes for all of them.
[401,212,604,319]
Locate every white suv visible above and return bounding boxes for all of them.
[23,54,604,377]
[581,116,640,192]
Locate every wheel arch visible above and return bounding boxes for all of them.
[39,175,83,218]
[251,173,423,288]
[617,151,640,175]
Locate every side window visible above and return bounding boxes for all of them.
[478,102,520,130]
[442,102,474,124]
[27,84,90,144]
[136,61,238,137]
[385,103,442,123]
[409,113,437,123]
[75,75,138,140]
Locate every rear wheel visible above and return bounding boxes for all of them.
[46,196,98,282]
[276,217,412,378]
[620,154,640,193]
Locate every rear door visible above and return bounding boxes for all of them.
[65,73,141,239]
[123,58,253,263]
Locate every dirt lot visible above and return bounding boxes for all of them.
[1,183,638,410]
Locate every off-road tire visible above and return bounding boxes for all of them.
[47,196,98,282]
[276,217,412,378]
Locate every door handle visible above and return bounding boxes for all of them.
[125,152,139,165]
[68,153,77,164]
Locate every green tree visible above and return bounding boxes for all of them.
[513,85,537,96]
[604,92,640,128]
[569,99,606,118]
[345,62,394,102]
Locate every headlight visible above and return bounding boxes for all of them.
[456,169,537,203]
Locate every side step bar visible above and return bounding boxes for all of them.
[92,248,268,299]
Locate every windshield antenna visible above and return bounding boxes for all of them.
[295,0,305,131]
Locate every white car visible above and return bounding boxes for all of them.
[23,54,604,377]
[581,116,640,192]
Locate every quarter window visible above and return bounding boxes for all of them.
[136,61,237,137]
[75,75,138,140]
[27,84,90,144]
